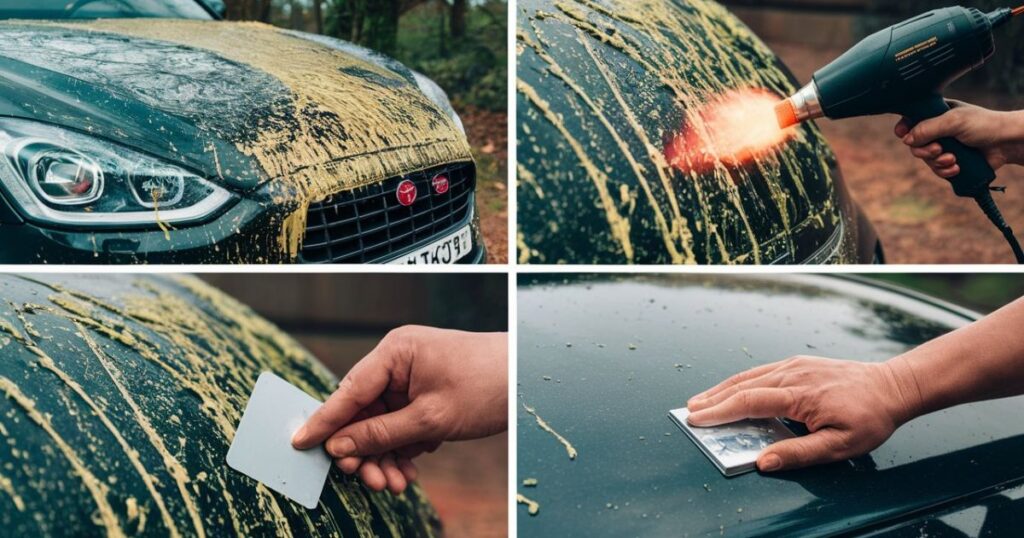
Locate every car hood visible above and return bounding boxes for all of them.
[517,274,1024,536]
[0,19,471,201]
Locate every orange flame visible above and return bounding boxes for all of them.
[665,88,797,176]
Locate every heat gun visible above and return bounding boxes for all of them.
[775,5,1024,262]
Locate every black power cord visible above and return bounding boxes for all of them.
[981,5,1024,262]
[975,191,1024,263]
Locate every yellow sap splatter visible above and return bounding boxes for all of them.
[32,20,473,259]
[522,402,577,460]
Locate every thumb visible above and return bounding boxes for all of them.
[893,116,911,138]
[756,429,848,472]
[291,364,391,449]
[292,328,415,449]
[905,111,961,147]
[324,402,433,458]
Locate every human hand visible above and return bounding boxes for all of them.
[686,356,922,472]
[894,100,1024,179]
[292,326,508,493]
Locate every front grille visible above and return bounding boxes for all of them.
[298,162,475,263]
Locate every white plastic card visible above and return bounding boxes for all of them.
[227,371,331,509]
[668,407,796,477]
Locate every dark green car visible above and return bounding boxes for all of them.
[518,274,1024,536]
[0,273,440,536]
[0,0,484,264]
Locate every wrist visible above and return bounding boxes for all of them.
[881,355,926,426]
[1009,110,1024,140]
[1001,110,1024,165]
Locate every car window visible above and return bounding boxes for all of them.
[0,0,212,20]
[517,0,841,264]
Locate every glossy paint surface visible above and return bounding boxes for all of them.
[517,274,1024,536]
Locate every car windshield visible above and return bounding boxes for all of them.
[0,0,212,20]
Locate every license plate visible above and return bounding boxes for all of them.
[387,225,473,264]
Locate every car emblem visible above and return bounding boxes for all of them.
[396,179,417,206]
[432,174,450,194]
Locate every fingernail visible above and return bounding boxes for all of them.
[687,410,707,426]
[327,437,356,457]
[759,453,782,472]
[291,425,308,446]
[902,134,913,145]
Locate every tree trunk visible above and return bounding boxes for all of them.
[450,0,467,39]
[351,0,363,43]
[438,0,446,56]
[258,0,272,22]
[288,0,305,29]
[364,0,400,56]
[313,0,324,34]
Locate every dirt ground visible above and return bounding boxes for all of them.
[768,40,1024,264]
[458,106,509,264]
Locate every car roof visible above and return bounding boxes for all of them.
[517,274,1024,536]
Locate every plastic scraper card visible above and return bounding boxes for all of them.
[668,407,797,477]
[227,371,332,509]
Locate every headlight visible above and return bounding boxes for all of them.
[412,71,466,135]
[0,118,233,228]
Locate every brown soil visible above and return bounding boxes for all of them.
[458,106,509,264]
[769,40,1024,264]
[417,433,509,538]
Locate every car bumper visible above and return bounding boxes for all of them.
[0,187,486,265]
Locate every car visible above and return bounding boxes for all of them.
[0,273,441,535]
[516,0,880,264]
[0,0,483,264]
[517,274,1024,536]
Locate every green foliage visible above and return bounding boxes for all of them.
[866,274,1024,313]
[394,0,507,111]
[860,0,1024,95]
[229,0,506,110]
[324,0,400,56]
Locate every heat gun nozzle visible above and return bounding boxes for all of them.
[774,99,798,129]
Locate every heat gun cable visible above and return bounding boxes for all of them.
[976,192,1024,263]
[979,5,1024,262]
